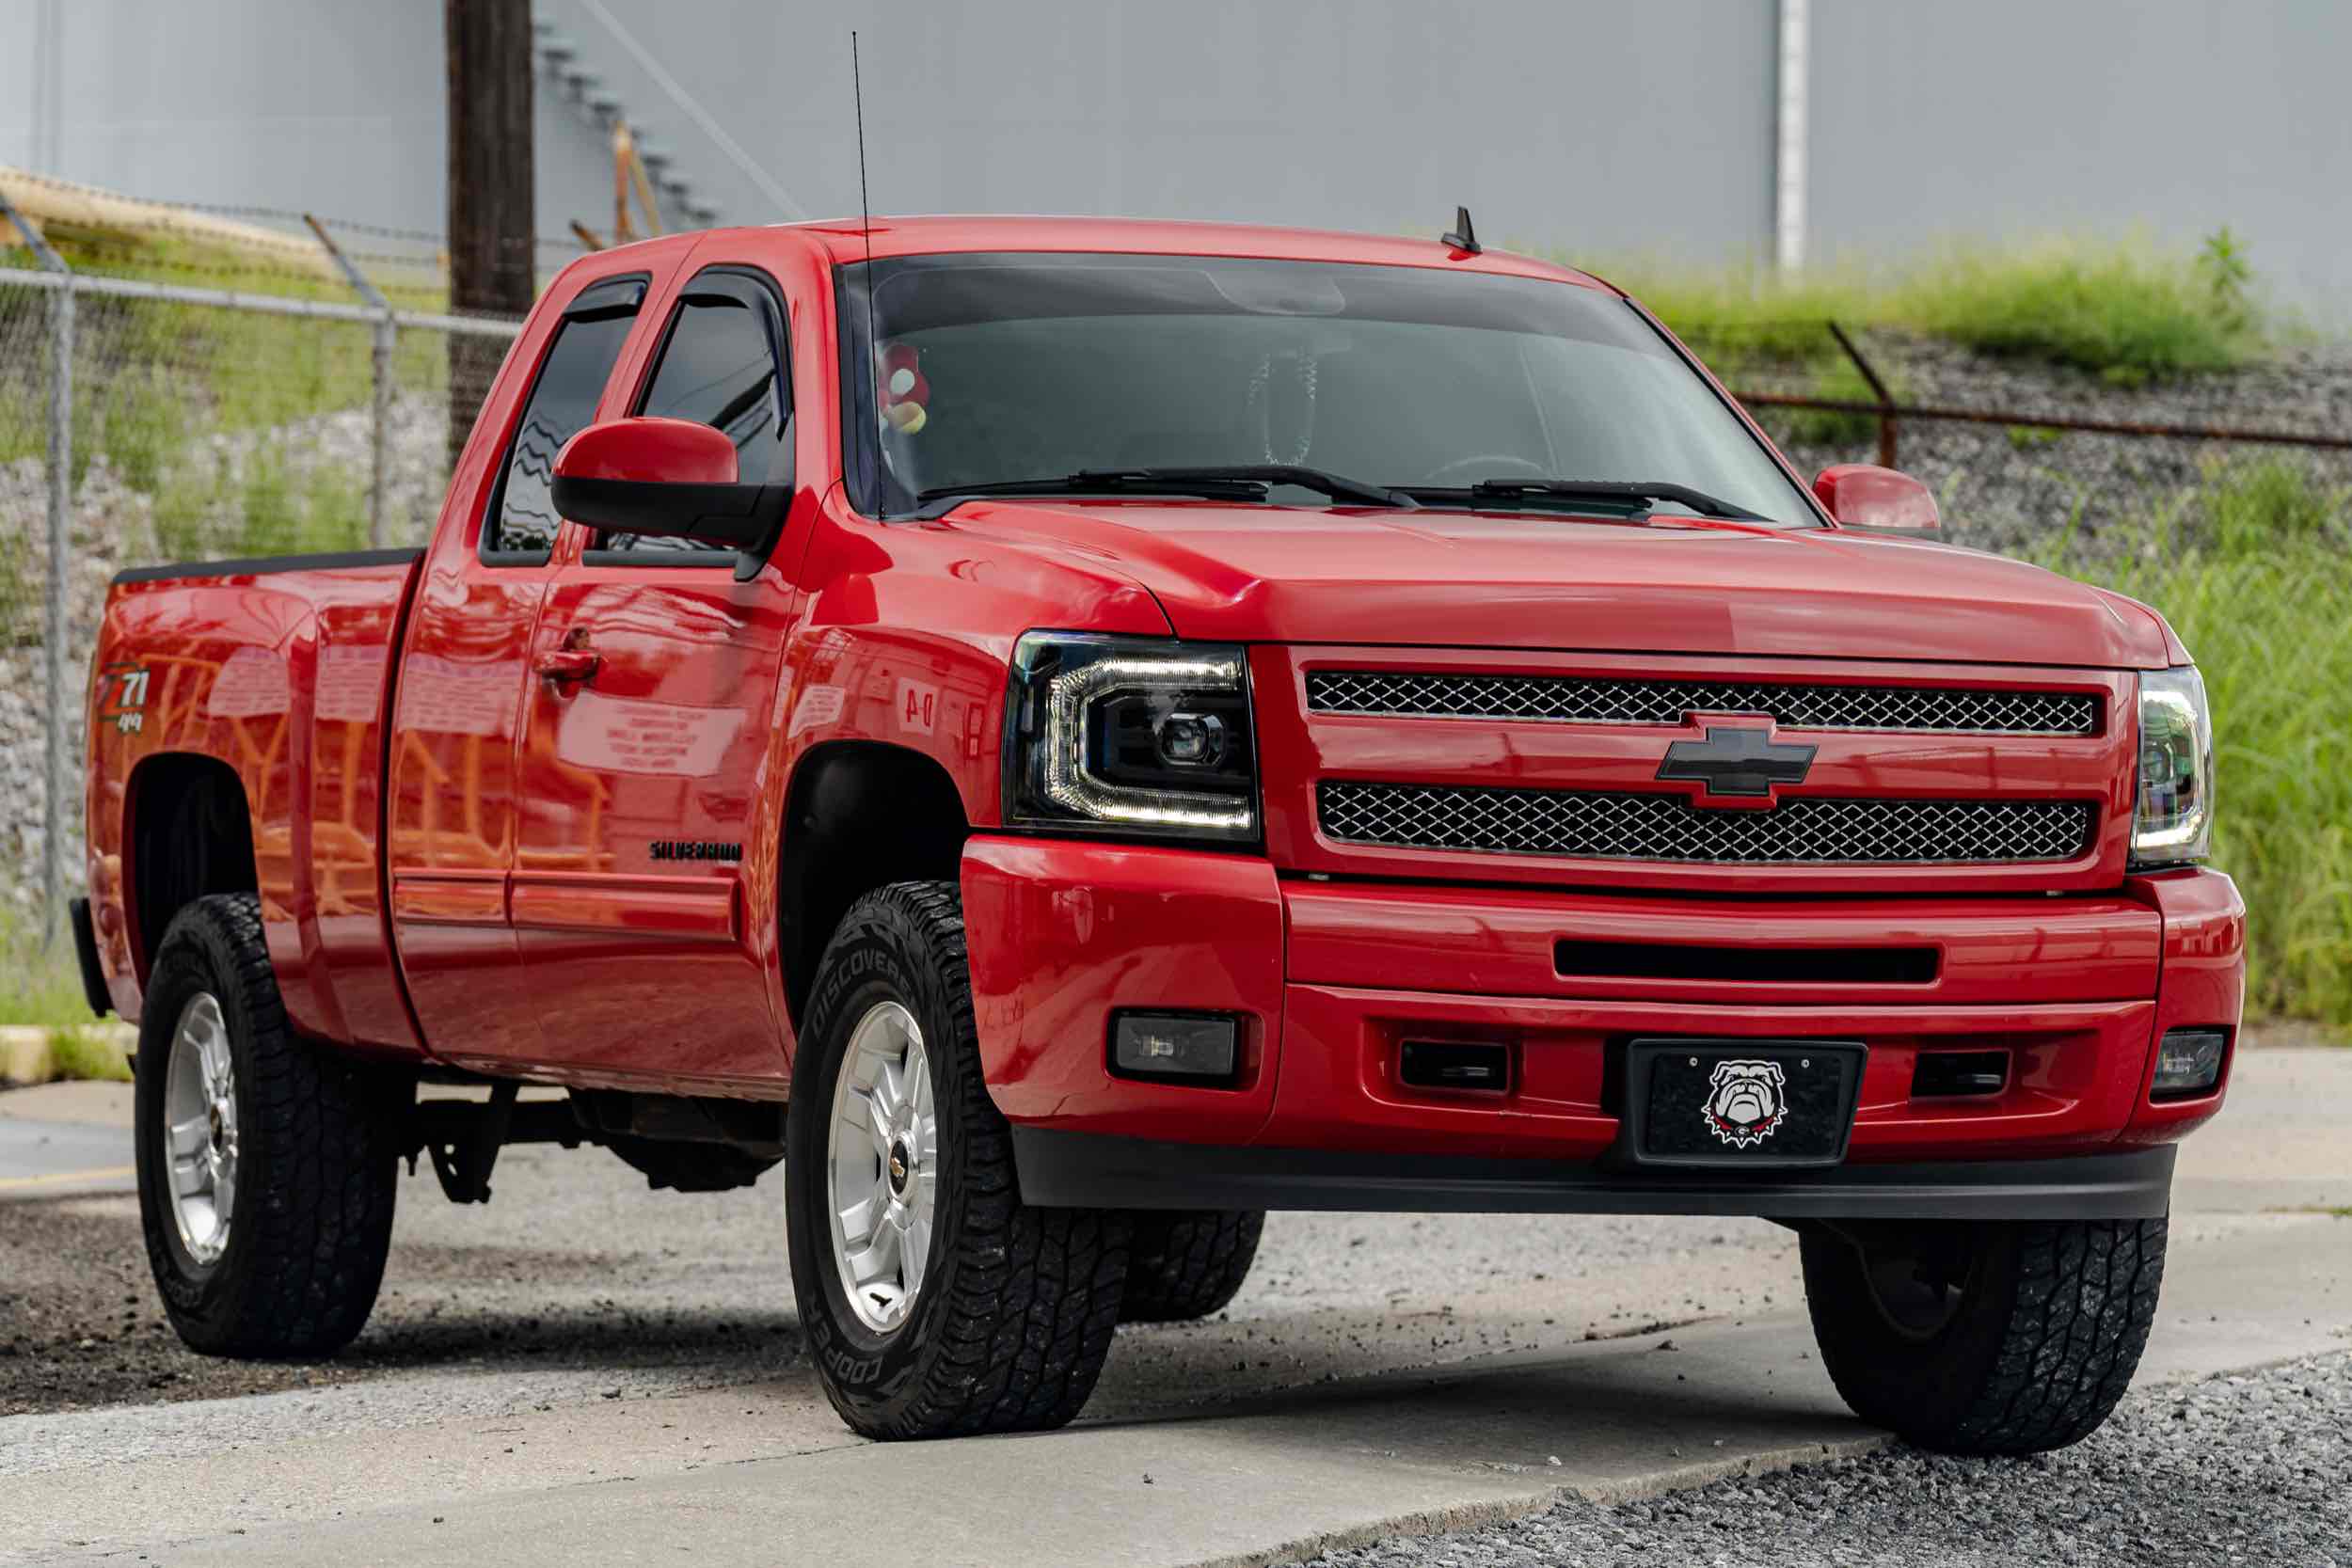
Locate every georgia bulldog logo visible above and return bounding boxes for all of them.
[1702,1059,1788,1148]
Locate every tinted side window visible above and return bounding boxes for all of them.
[484,309,634,561]
[596,280,790,557]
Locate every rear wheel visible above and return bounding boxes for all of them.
[134,894,402,1357]
[1801,1216,2166,1454]
[1120,1211,1265,1323]
[785,882,1129,1439]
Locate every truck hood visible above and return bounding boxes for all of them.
[939,500,2171,669]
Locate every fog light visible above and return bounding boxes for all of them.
[1111,1011,1240,1083]
[2152,1028,2228,1100]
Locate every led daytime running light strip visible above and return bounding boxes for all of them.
[1041,656,1253,832]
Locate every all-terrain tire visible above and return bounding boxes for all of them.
[1120,1211,1265,1323]
[1801,1216,2167,1455]
[785,881,1130,1439]
[134,893,403,1357]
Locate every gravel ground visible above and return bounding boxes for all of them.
[1307,1351,2352,1568]
[1754,332,2352,561]
[0,1139,1798,1424]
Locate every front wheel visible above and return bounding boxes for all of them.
[784,882,1129,1439]
[1801,1216,2167,1455]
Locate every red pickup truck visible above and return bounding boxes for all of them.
[74,215,2239,1450]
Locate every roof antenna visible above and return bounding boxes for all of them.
[852,30,884,519]
[1440,205,1481,255]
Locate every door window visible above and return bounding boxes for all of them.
[592,272,791,559]
[482,287,641,563]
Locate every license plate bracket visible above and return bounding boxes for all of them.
[1618,1038,1867,1169]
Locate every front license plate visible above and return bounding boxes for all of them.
[1621,1039,1867,1168]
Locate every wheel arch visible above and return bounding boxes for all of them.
[778,739,971,1029]
[123,752,259,985]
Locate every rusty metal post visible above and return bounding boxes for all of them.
[1825,320,1898,467]
[4,188,73,944]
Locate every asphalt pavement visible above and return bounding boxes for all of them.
[1,1047,2345,1567]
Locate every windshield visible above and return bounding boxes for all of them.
[838,253,1818,525]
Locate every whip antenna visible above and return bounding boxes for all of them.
[852,30,884,519]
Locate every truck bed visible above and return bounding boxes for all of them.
[85,547,426,1053]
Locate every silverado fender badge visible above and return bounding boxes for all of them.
[649,841,744,863]
[1656,722,1818,800]
[1702,1059,1788,1148]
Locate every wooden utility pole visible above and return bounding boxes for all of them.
[445,0,535,474]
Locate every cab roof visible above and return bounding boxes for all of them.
[620,214,1618,293]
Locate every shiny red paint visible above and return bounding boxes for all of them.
[960,836,1284,1142]
[86,557,424,1054]
[956,837,2240,1164]
[1282,882,2162,1008]
[555,416,739,484]
[83,214,2242,1186]
[2120,868,2248,1142]
[1813,463,1942,531]
[940,499,2169,668]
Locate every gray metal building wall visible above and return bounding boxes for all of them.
[4,0,2347,311]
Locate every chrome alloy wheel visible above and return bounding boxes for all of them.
[162,991,238,1266]
[825,1000,939,1334]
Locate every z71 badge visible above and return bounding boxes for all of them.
[98,662,151,735]
[1702,1059,1788,1148]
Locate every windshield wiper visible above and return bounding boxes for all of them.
[915,465,1415,514]
[1113,466,1416,508]
[1400,479,1770,522]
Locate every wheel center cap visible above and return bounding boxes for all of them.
[887,1140,911,1194]
[208,1102,226,1149]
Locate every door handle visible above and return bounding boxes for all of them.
[534,647,600,686]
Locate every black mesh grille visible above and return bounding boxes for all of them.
[1317,783,2096,864]
[1305,672,2098,736]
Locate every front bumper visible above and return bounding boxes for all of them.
[960,837,2244,1217]
[1012,1128,2177,1220]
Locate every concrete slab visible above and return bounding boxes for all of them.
[0,1081,134,1128]
[6,1204,2343,1568]
[2171,1046,2352,1213]
[0,1111,131,1198]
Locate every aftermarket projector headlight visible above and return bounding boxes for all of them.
[2132,667,2215,868]
[1003,632,1259,844]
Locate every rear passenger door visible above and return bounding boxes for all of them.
[505,265,799,1086]
[386,272,650,1067]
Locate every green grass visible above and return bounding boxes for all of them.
[148,451,372,563]
[1587,235,2268,384]
[0,906,100,1035]
[46,1025,132,1083]
[2039,461,2352,1033]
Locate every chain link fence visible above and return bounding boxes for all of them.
[1681,319,2352,562]
[1,189,527,937]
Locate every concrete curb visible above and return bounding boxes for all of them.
[1184,1434,1901,1568]
[0,1022,136,1085]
